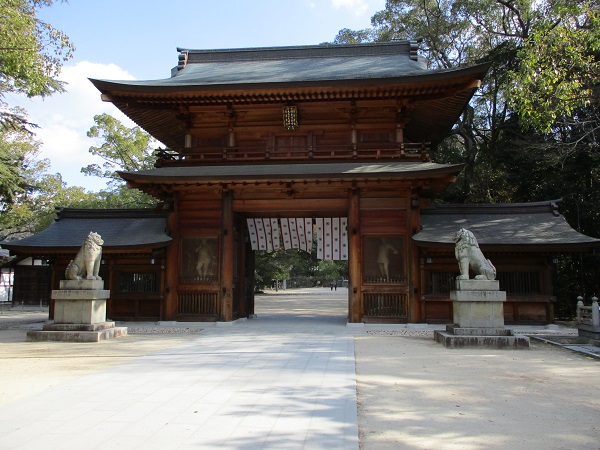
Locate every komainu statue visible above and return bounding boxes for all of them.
[453,228,496,280]
[65,232,104,280]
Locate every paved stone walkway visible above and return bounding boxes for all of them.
[0,291,359,449]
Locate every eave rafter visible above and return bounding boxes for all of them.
[101,80,480,108]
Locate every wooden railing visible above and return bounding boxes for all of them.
[178,292,220,317]
[363,292,408,319]
[115,271,158,294]
[428,271,541,295]
[155,143,430,166]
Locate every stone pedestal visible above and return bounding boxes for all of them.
[451,279,505,328]
[27,280,127,342]
[578,324,600,341]
[434,280,529,349]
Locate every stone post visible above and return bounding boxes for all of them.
[577,296,600,340]
[592,297,599,328]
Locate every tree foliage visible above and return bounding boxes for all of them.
[0,127,100,239]
[0,0,76,238]
[0,113,161,240]
[0,0,74,131]
[84,114,157,184]
[83,113,159,207]
[510,1,600,133]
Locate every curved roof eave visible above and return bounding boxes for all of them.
[89,62,491,97]
[412,203,600,250]
[0,213,172,253]
[118,162,466,185]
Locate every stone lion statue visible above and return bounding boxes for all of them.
[65,232,104,280]
[454,228,496,280]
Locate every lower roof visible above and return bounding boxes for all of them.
[1,208,171,253]
[119,161,465,184]
[413,201,600,250]
[3,201,595,255]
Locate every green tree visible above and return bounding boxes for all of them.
[0,122,28,208]
[0,127,99,239]
[0,0,75,233]
[255,249,318,289]
[83,113,159,207]
[510,0,600,133]
[314,260,347,285]
[0,0,74,131]
[84,114,157,183]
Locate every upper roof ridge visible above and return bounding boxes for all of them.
[174,40,421,71]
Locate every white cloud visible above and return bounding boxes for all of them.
[331,0,383,17]
[11,61,136,191]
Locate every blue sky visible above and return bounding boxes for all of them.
[12,0,385,191]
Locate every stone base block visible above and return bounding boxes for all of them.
[453,300,505,328]
[456,279,500,291]
[42,322,117,332]
[434,328,530,349]
[451,290,506,302]
[59,279,104,290]
[53,298,107,325]
[578,325,600,340]
[27,325,127,342]
[52,289,110,300]
[445,325,512,336]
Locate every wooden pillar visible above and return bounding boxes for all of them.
[245,240,256,317]
[164,198,179,320]
[348,187,362,322]
[220,189,234,321]
[408,192,422,322]
[543,261,555,324]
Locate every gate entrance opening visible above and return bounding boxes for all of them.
[253,244,348,320]
[246,216,350,320]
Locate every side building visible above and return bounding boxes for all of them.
[2,208,170,321]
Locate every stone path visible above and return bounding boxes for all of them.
[0,290,359,449]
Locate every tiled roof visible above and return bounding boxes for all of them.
[98,42,428,89]
[412,201,600,250]
[119,161,465,184]
[1,209,171,252]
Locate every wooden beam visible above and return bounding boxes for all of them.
[233,198,348,212]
